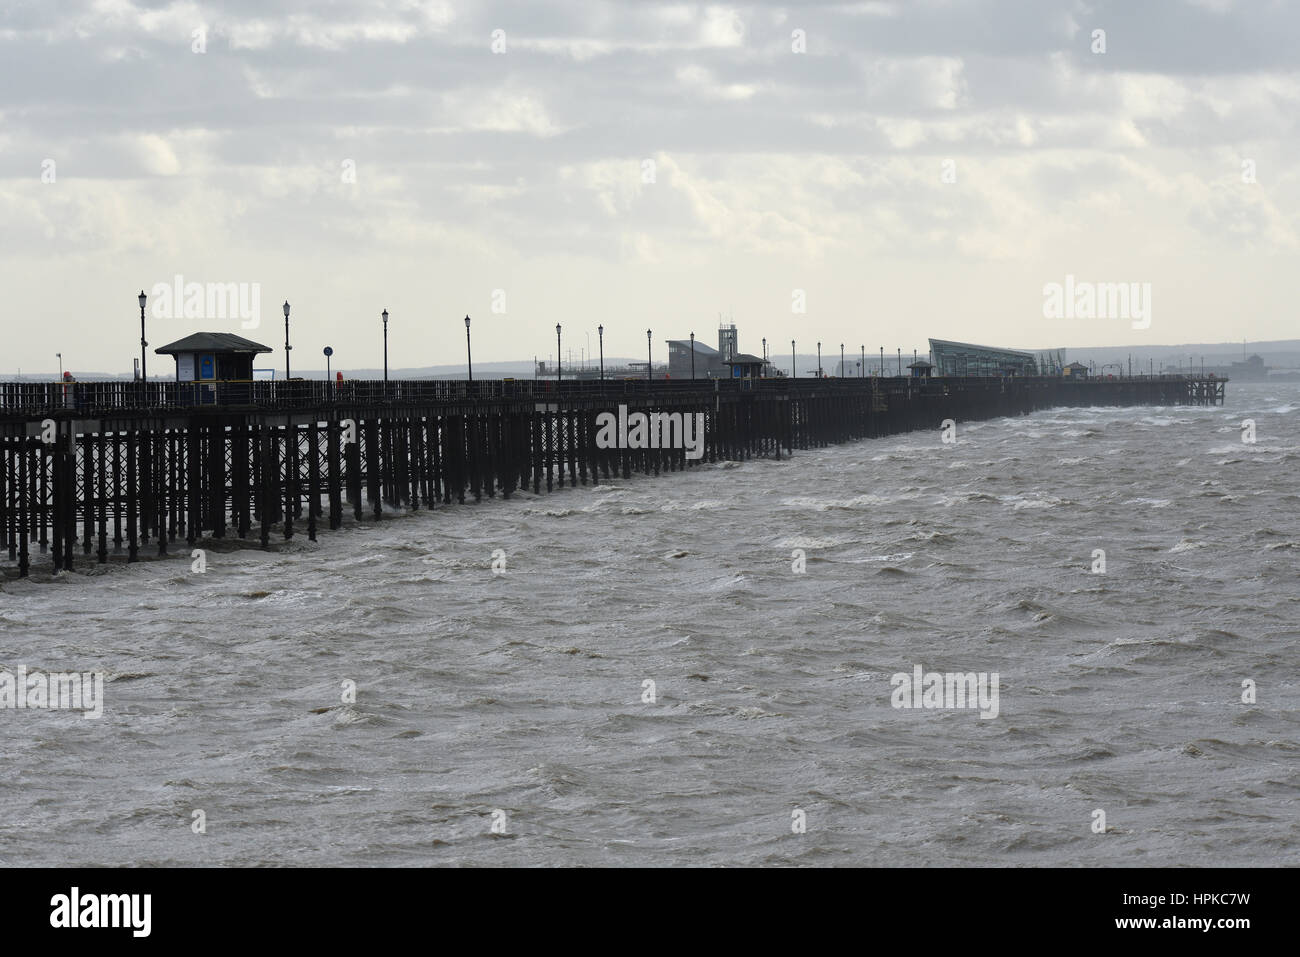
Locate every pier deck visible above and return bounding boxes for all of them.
[0,375,1226,578]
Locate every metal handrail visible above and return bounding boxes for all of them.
[0,372,1223,417]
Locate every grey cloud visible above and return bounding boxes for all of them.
[2,0,1298,371]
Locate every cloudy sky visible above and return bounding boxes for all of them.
[2,0,1297,375]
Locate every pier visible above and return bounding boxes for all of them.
[0,374,1226,578]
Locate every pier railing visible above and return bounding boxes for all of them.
[0,373,1222,417]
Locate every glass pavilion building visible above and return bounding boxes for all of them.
[927,338,1039,377]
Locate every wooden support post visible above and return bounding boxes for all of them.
[80,429,93,555]
[154,429,168,556]
[346,418,363,520]
[532,408,543,494]
[429,416,444,506]
[18,438,30,577]
[283,421,296,539]
[305,420,317,541]
[470,412,483,502]
[52,423,66,572]
[365,418,382,518]
[327,417,342,529]
[209,419,226,538]
[112,431,123,553]
[0,437,10,562]
[555,404,566,489]
[126,429,138,562]
[258,422,273,548]
[186,423,202,546]
[546,410,555,492]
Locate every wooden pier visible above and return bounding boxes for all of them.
[0,374,1226,578]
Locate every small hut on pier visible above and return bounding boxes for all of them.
[723,353,766,379]
[155,333,272,383]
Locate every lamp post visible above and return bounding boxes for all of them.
[382,309,389,383]
[817,342,822,379]
[689,331,695,380]
[880,346,884,377]
[860,345,865,378]
[898,348,902,376]
[323,346,333,382]
[556,324,562,383]
[283,300,292,379]
[464,314,473,382]
[840,343,844,378]
[762,337,767,375]
[646,329,652,382]
[598,325,604,381]
[56,353,62,379]
[791,340,796,378]
[137,290,148,382]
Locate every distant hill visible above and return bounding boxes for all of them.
[19,358,638,382]
[17,340,1300,380]
[1026,339,1300,375]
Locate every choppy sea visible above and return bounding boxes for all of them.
[1,383,1296,866]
